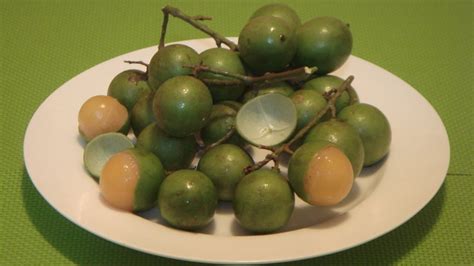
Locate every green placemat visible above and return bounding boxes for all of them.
[1,0,473,265]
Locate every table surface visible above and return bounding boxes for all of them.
[1,0,473,265]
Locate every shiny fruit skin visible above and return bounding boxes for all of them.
[233,169,294,233]
[294,17,352,74]
[197,144,254,201]
[302,75,358,113]
[198,48,246,102]
[241,81,294,103]
[337,103,391,166]
[136,123,197,171]
[238,16,296,74]
[250,3,301,32]
[304,119,364,176]
[158,170,218,230]
[147,44,199,90]
[201,103,245,147]
[130,91,156,136]
[153,76,212,137]
[107,69,151,111]
[290,89,328,130]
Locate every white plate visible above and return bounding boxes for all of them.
[23,38,449,264]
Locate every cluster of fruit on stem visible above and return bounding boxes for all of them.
[156,5,355,174]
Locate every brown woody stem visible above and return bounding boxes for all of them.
[244,76,355,174]
[187,64,318,86]
[161,5,238,51]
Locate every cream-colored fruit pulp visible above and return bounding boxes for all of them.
[99,151,139,211]
[304,146,354,206]
[78,95,128,140]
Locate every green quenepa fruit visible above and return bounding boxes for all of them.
[158,170,218,230]
[290,89,328,130]
[201,103,245,147]
[198,48,246,102]
[250,3,301,32]
[130,91,156,136]
[302,75,358,113]
[107,69,151,111]
[238,16,296,74]
[136,123,197,171]
[288,141,354,206]
[153,76,213,137]
[304,119,364,177]
[197,144,254,201]
[241,81,294,103]
[294,17,352,74]
[338,103,391,166]
[233,169,294,233]
[147,44,199,90]
[100,148,165,212]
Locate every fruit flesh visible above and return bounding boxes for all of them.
[100,151,139,211]
[303,146,353,205]
[78,95,128,141]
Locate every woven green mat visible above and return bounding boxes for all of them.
[1,0,473,265]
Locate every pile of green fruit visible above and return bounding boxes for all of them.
[77,3,391,234]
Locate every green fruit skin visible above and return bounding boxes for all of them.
[130,91,156,136]
[241,81,294,103]
[197,144,254,201]
[218,100,242,111]
[137,123,197,171]
[201,104,245,147]
[337,103,391,166]
[153,76,213,137]
[158,170,218,230]
[238,16,297,74]
[233,169,294,233]
[250,3,301,32]
[294,17,352,74]
[288,140,335,204]
[198,48,246,102]
[302,75,359,113]
[304,119,364,177]
[147,44,199,90]
[125,148,165,212]
[107,70,151,111]
[290,90,328,130]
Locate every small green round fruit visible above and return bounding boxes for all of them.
[107,69,151,111]
[100,148,165,212]
[153,76,212,137]
[158,170,218,230]
[198,48,246,102]
[241,81,294,103]
[304,119,364,176]
[78,95,129,142]
[338,103,391,166]
[290,90,328,130]
[130,91,156,136]
[147,44,199,90]
[201,103,245,147]
[233,169,294,233]
[197,144,254,201]
[302,75,358,113]
[288,141,354,206]
[238,16,296,74]
[136,123,197,171]
[294,17,352,74]
[250,3,301,32]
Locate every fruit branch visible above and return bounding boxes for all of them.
[187,64,318,86]
[160,5,239,51]
[201,127,236,154]
[244,75,355,174]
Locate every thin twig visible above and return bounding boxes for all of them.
[124,60,149,67]
[194,132,205,148]
[161,5,239,51]
[186,64,317,86]
[159,11,169,49]
[201,127,236,154]
[244,76,355,174]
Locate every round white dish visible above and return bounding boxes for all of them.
[23,37,449,264]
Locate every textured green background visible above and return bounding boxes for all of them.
[1,0,473,265]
